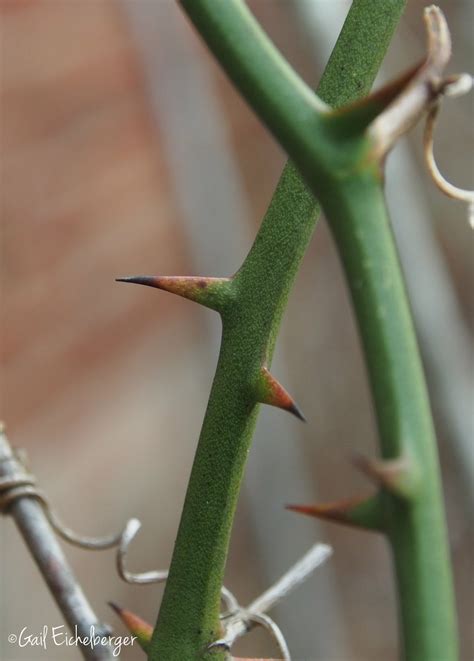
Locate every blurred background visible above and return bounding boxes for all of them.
[1,1,472,659]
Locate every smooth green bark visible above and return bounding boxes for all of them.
[149,2,406,659]
[321,176,457,660]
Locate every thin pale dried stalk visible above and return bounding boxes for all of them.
[422,76,474,226]
[0,426,114,661]
[212,544,332,656]
[370,5,451,158]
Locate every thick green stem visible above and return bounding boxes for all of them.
[150,2,405,659]
[149,167,314,660]
[172,2,458,659]
[320,175,457,660]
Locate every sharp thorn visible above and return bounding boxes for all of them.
[287,493,383,532]
[288,400,306,423]
[108,601,152,650]
[287,498,366,526]
[116,275,232,312]
[107,601,121,616]
[115,276,156,286]
[256,367,306,422]
[328,63,422,135]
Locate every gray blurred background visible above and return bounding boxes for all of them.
[1,1,472,659]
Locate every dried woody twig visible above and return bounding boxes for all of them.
[210,544,332,660]
[0,424,113,661]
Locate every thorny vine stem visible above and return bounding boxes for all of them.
[170,2,459,660]
[140,2,408,659]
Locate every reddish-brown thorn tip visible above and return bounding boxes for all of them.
[287,490,384,531]
[116,275,231,311]
[256,367,306,422]
[286,496,371,529]
[108,602,152,650]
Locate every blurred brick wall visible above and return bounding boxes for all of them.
[1,0,190,430]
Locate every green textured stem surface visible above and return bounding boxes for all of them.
[320,175,457,660]
[150,2,405,659]
[174,0,458,657]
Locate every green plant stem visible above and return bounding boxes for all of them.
[174,1,458,659]
[149,3,405,660]
[321,175,457,660]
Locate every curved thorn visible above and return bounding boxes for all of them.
[108,602,152,651]
[327,63,423,136]
[116,275,232,312]
[287,493,383,532]
[330,7,455,146]
[370,6,453,158]
[256,367,306,422]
